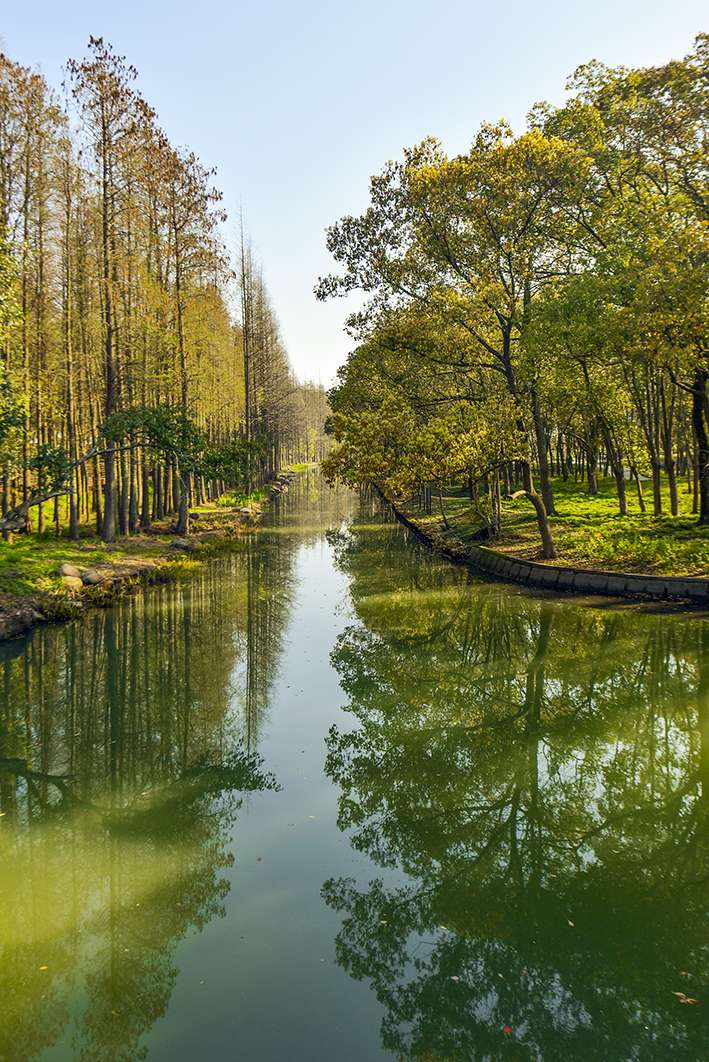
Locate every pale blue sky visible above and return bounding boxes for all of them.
[2,2,705,382]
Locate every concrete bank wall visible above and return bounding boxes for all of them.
[388,500,709,606]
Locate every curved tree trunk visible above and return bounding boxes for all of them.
[631,466,646,512]
[512,464,557,560]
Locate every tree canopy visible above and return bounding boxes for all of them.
[319,36,709,555]
[0,39,329,540]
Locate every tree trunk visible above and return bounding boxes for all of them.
[659,376,679,516]
[531,389,555,514]
[140,455,151,530]
[128,442,138,534]
[587,429,599,497]
[518,462,556,559]
[436,488,450,530]
[600,422,627,517]
[628,467,644,513]
[118,448,128,536]
[665,453,679,517]
[175,467,190,535]
[101,132,117,543]
[650,459,663,516]
[692,369,709,525]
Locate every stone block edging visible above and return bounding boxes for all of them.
[383,493,709,606]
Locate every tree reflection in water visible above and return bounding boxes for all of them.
[0,543,290,1062]
[324,516,709,1061]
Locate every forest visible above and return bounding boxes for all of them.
[0,38,327,544]
[320,36,708,570]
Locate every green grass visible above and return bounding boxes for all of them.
[216,487,267,508]
[0,483,275,601]
[0,533,162,597]
[0,518,250,599]
[410,474,708,576]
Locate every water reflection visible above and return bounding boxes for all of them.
[324,516,709,1061]
[0,532,295,1061]
[5,477,706,1061]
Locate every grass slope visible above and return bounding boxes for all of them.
[0,488,261,599]
[410,474,708,576]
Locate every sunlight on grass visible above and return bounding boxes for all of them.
[412,474,709,576]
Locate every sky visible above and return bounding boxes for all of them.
[2,1,704,383]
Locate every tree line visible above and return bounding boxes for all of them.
[0,38,327,541]
[319,36,707,558]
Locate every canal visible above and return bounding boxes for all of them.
[1,471,708,1060]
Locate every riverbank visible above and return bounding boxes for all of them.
[0,472,296,641]
[383,489,709,609]
[416,476,708,575]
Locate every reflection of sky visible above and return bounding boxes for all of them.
[154,494,398,1061]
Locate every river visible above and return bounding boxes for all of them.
[1,471,708,1061]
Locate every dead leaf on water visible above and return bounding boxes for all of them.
[673,991,700,1005]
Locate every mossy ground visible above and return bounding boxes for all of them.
[408,474,708,576]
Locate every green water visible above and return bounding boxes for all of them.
[1,472,709,1061]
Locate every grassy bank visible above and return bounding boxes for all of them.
[0,532,201,599]
[192,486,269,512]
[285,461,315,473]
[407,474,708,577]
[0,479,285,641]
